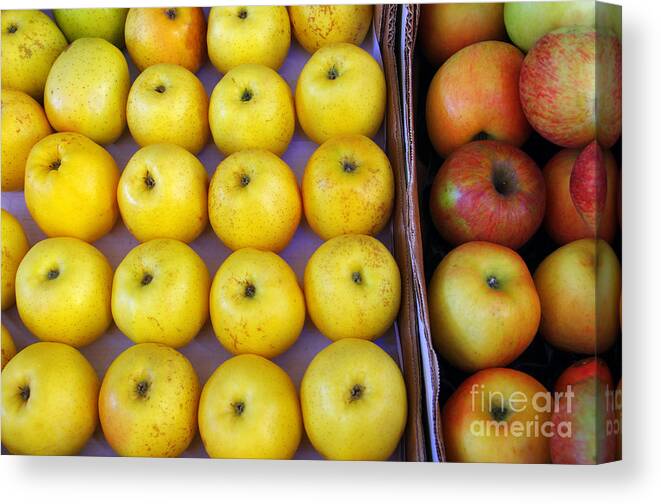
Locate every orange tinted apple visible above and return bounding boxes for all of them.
[443,367,551,463]
[419,3,505,66]
[125,7,206,73]
[534,239,621,354]
[426,41,530,158]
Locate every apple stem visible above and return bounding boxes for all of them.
[327,66,339,80]
[233,401,245,415]
[342,160,357,173]
[136,380,150,397]
[144,172,155,189]
[490,406,508,422]
[240,89,253,102]
[19,385,30,402]
[349,384,364,402]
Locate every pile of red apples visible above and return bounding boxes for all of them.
[420,2,622,465]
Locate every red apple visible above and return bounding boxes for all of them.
[426,41,531,158]
[443,367,551,463]
[543,147,619,244]
[428,241,540,372]
[429,140,545,249]
[419,3,506,67]
[550,358,617,464]
[519,27,621,149]
[570,140,607,231]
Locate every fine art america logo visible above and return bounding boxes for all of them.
[469,383,621,439]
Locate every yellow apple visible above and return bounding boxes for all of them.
[44,37,129,145]
[1,324,17,370]
[207,6,290,74]
[428,241,540,372]
[301,338,407,460]
[1,89,52,191]
[25,132,120,242]
[289,5,373,54]
[295,42,386,144]
[1,209,29,311]
[1,10,67,100]
[1,342,99,455]
[534,238,621,354]
[304,234,401,341]
[99,343,200,457]
[208,149,301,252]
[127,64,210,154]
[118,144,208,243]
[15,237,113,347]
[210,248,305,358]
[209,64,295,156]
[112,239,210,348]
[198,354,302,459]
[302,134,394,240]
[125,7,206,73]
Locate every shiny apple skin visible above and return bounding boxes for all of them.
[430,140,545,250]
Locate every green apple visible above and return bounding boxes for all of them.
[505,1,620,52]
[54,8,129,48]
[44,37,130,145]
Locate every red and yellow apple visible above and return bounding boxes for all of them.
[534,238,621,354]
[550,358,617,464]
[125,7,206,73]
[426,41,530,158]
[569,140,607,232]
[428,241,540,372]
[519,27,621,149]
[443,367,551,463]
[429,140,545,249]
[543,147,619,244]
[419,3,505,66]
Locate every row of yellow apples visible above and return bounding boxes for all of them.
[1,337,407,460]
[11,135,393,246]
[2,6,375,100]
[2,27,387,192]
[2,225,401,352]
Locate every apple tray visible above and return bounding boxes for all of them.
[400,3,623,462]
[0,5,427,461]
